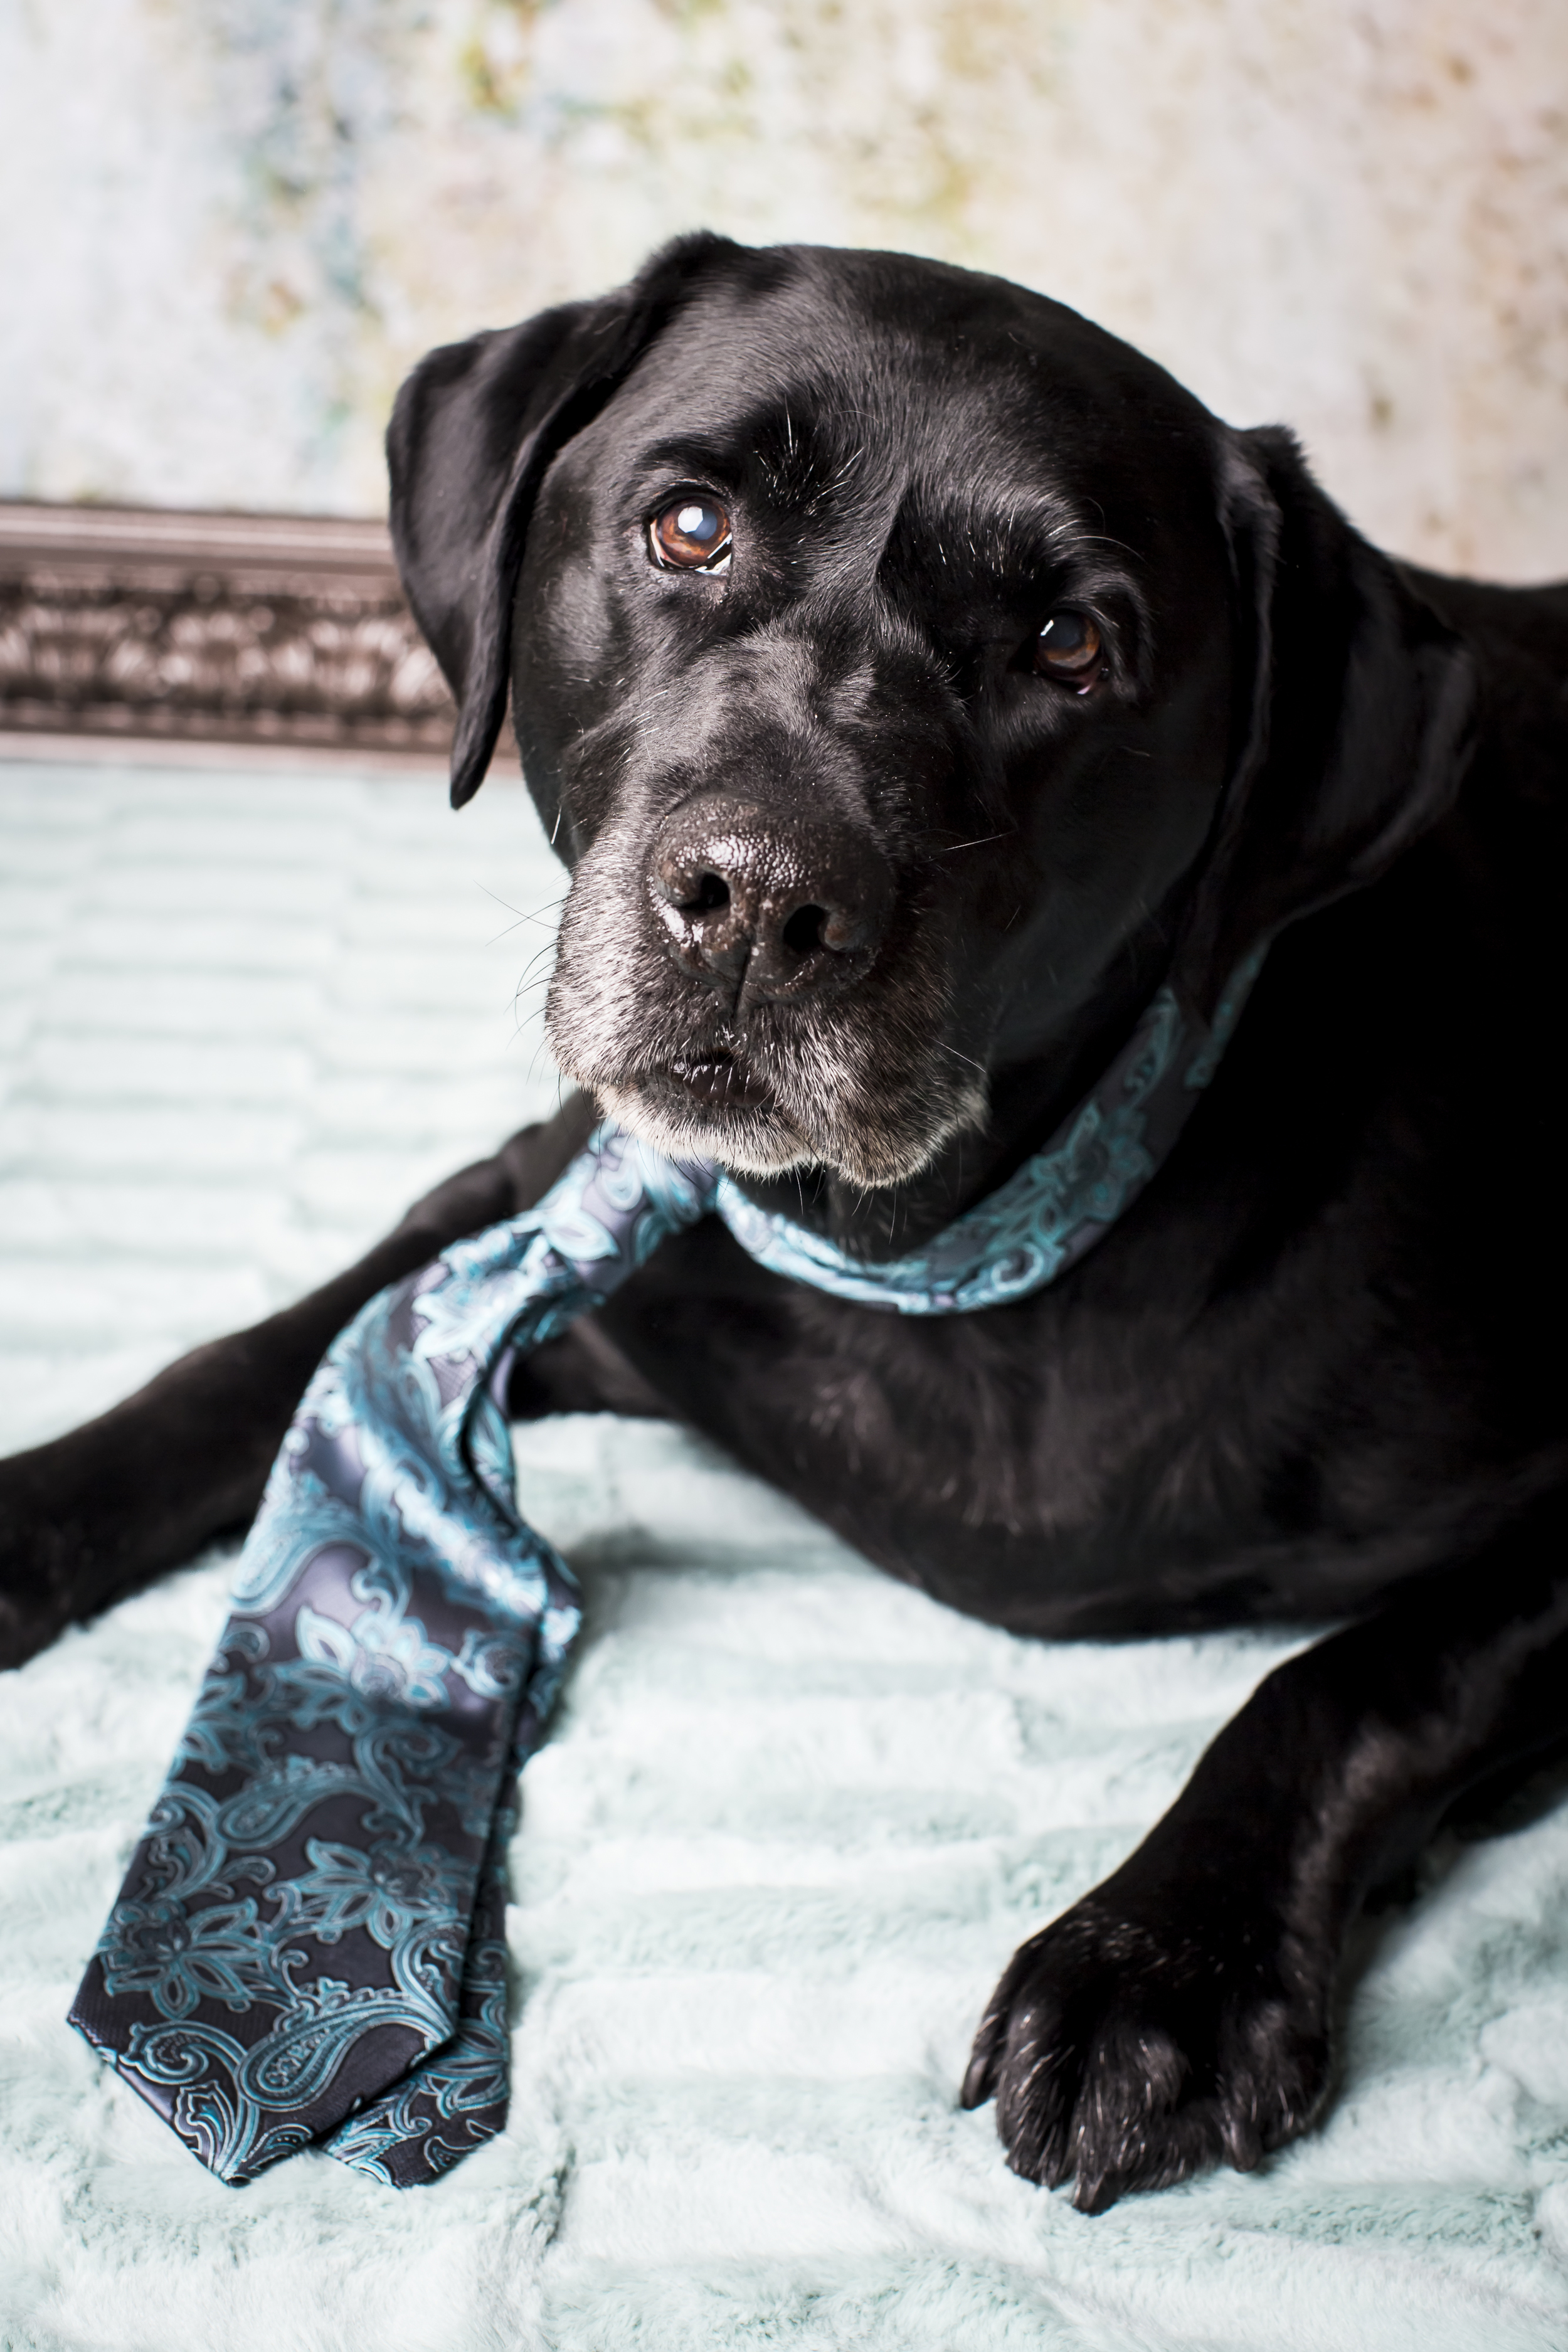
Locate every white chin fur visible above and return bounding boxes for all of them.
[595,1083,817,1177]
[594,1074,990,1190]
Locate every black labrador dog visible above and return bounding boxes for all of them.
[4,235,1567,2216]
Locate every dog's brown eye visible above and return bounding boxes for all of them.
[649,497,733,573]
[1034,612,1102,684]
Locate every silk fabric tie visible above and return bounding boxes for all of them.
[69,945,1265,2186]
[68,1128,718,2185]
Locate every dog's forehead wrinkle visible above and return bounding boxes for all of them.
[620,292,1087,497]
[620,374,897,512]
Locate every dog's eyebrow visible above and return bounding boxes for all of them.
[896,480,1123,589]
[634,437,742,485]
[633,410,861,509]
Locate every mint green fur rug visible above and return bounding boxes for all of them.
[3,760,1568,2352]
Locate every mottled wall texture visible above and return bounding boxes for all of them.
[2,0,1565,577]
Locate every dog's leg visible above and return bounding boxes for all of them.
[962,1493,1568,2212]
[0,1094,598,1670]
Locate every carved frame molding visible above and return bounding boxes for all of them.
[0,502,481,765]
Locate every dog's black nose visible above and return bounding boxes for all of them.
[651,793,893,1004]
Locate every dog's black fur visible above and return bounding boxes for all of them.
[5,236,1568,2213]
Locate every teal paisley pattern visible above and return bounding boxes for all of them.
[326,1788,518,2186]
[70,1126,716,2186]
[71,950,1265,2186]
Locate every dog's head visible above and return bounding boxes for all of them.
[389,237,1474,1203]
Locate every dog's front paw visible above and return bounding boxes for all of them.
[960,1878,1332,2212]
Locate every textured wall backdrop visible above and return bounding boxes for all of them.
[1,0,1565,578]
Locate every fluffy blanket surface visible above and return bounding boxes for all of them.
[4,758,1568,2352]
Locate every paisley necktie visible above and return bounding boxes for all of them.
[69,947,1264,2187]
[68,1130,718,2186]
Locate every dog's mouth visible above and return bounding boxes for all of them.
[663,1049,777,1111]
[596,1045,812,1179]
[615,1044,797,1170]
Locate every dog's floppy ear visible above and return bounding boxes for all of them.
[1184,426,1478,1000]
[388,232,739,808]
